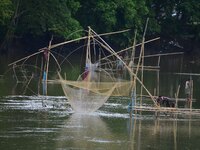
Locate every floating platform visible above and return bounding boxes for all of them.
[132,106,200,116]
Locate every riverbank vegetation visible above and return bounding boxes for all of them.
[0,0,199,56]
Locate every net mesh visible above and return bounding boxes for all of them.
[58,68,133,112]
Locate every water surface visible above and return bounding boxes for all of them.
[0,95,200,150]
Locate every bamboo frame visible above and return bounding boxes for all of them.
[90,28,158,106]
[7,26,186,110]
[8,29,130,67]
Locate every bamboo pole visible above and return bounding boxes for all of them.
[23,73,34,94]
[138,120,141,150]
[189,116,191,138]
[101,37,160,61]
[98,45,102,82]
[8,50,44,66]
[85,26,91,72]
[132,106,200,115]
[48,29,130,50]
[135,52,184,59]
[38,56,43,95]
[131,29,137,66]
[174,72,200,76]
[86,27,91,64]
[157,56,161,96]
[12,64,19,83]
[190,79,193,110]
[130,30,137,114]
[140,42,144,106]
[140,18,149,106]
[44,36,53,95]
[99,51,183,67]
[175,85,180,108]
[49,52,61,72]
[85,27,92,102]
[132,118,137,150]
[173,119,177,150]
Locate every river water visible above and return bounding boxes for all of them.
[0,54,200,150]
[0,95,200,150]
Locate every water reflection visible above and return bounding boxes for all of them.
[153,117,178,150]
[56,113,113,149]
[127,113,200,150]
[128,115,137,150]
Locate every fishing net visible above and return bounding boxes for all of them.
[56,28,157,112]
[56,28,138,113]
[58,65,133,113]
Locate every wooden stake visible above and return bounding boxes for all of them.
[175,85,180,108]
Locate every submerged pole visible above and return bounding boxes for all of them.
[43,36,53,95]
[175,85,180,108]
[190,76,193,110]
[129,30,137,115]
[38,57,43,95]
[157,56,160,96]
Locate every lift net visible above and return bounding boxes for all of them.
[58,65,133,113]
[57,28,135,113]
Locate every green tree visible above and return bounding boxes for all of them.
[147,0,200,42]
[77,0,149,47]
[0,0,13,25]
[0,0,14,40]
[1,0,198,54]
[16,0,82,39]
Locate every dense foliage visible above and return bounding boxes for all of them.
[147,0,200,51]
[0,0,199,53]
